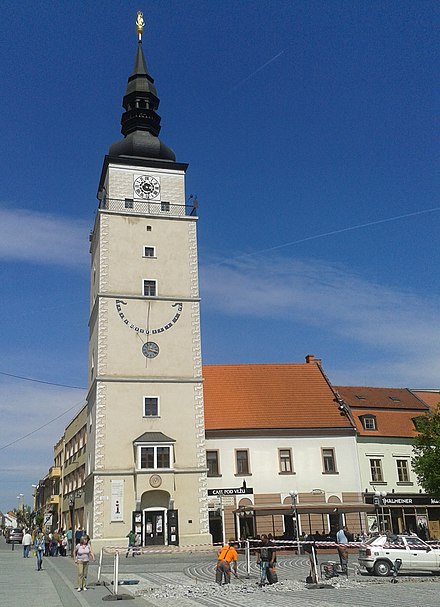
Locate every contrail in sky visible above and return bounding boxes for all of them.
[208,206,440,266]
[230,50,286,92]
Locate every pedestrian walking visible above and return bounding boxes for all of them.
[74,535,95,592]
[22,529,32,558]
[126,530,137,557]
[44,532,50,557]
[256,534,276,586]
[66,527,73,553]
[215,539,238,585]
[75,527,83,545]
[34,531,45,571]
[336,525,350,574]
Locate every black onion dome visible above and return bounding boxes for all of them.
[109,41,176,161]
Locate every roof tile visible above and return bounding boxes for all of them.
[203,363,351,431]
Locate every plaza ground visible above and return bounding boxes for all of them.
[1,536,440,607]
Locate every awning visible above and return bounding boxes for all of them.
[233,502,375,516]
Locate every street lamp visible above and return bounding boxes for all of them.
[374,491,388,533]
[289,490,300,555]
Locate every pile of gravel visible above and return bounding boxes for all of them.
[134,576,365,600]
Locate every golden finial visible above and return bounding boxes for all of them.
[136,11,145,42]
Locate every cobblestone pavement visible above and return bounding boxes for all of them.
[99,551,440,607]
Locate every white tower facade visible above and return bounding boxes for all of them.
[84,22,210,549]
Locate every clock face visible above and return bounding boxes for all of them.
[134,175,161,200]
[142,341,160,359]
[149,474,162,488]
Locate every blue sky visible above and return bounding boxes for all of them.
[0,1,439,513]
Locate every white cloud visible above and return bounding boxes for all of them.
[0,206,89,267]
[200,255,440,385]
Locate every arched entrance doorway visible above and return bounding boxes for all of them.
[327,495,342,537]
[140,490,175,546]
[237,498,255,539]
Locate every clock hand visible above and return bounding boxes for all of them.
[145,301,151,368]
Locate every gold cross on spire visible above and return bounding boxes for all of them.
[136,11,145,42]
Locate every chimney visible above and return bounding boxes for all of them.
[305,354,322,365]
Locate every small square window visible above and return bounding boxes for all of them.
[125,198,134,209]
[144,397,159,417]
[143,280,157,296]
[144,246,156,258]
[236,450,250,475]
[362,417,376,430]
[146,225,152,231]
[322,448,337,473]
[161,202,170,212]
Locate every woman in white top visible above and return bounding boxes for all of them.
[74,536,95,591]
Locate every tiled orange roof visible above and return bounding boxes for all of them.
[336,386,430,438]
[352,409,423,438]
[335,386,429,411]
[412,390,440,410]
[203,363,352,431]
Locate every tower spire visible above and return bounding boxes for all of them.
[109,12,176,161]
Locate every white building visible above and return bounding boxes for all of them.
[203,357,367,542]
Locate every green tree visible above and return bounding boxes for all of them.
[412,405,440,495]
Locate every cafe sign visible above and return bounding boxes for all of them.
[208,487,253,496]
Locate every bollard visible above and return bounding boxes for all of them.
[245,540,250,578]
[97,548,104,585]
[113,551,119,596]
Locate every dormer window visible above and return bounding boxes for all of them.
[389,396,401,402]
[359,415,377,431]
[355,395,366,400]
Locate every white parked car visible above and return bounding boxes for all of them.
[359,534,440,576]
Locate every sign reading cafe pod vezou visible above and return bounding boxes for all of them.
[365,493,440,539]
[207,486,254,544]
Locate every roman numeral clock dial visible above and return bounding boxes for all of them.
[115,300,183,359]
[133,175,161,200]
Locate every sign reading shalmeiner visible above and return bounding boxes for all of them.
[208,487,253,496]
[365,494,440,506]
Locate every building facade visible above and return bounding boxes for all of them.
[336,386,440,539]
[203,357,367,543]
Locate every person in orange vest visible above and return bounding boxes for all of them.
[215,539,238,585]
